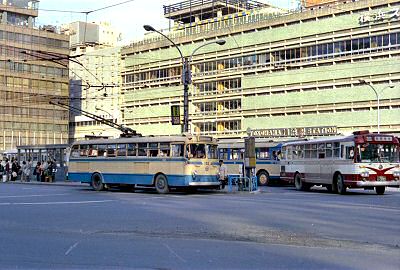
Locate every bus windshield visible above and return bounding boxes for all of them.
[188,144,217,159]
[357,143,399,163]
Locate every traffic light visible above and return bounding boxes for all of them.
[171,105,180,125]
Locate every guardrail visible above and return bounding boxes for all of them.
[227,174,258,192]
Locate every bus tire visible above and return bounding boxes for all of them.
[336,173,346,195]
[257,170,270,186]
[154,174,169,194]
[294,173,309,191]
[375,186,385,195]
[91,173,104,191]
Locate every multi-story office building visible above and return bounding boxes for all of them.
[65,21,122,142]
[0,0,70,152]
[121,0,400,139]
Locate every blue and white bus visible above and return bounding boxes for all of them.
[218,138,283,186]
[68,135,220,193]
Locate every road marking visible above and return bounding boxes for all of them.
[0,193,69,199]
[0,200,114,206]
[163,243,186,263]
[65,241,80,256]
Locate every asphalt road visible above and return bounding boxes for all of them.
[0,183,399,269]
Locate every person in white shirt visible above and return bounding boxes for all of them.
[219,160,228,189]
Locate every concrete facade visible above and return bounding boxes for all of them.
[121,0,400,138]
[0,0,70,152]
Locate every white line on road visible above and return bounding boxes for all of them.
[163,243,187,263]
[0,200,115,206]
[0,193,69,199]
[65,241,80,256]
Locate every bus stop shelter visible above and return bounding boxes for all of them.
[16,144,70,181]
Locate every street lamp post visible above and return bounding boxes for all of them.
[143,25,225,133]
[95,106,114,122]
[359,79,395,133]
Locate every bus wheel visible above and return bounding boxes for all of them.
[257,171,270,186]
[91,173,104,191]
[294,173,309,191]
[155,174,169,194]
[375,186,385,195]
[336,173,346,195]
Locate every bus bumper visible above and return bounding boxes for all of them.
[353,180,400,187]
[189,182,220,186]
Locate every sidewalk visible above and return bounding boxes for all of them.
[2,179,85,187]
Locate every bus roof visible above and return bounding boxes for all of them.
[282,135,354,146]
[71,135,217,146]
[218,138,282,149]
[283,133,400,146]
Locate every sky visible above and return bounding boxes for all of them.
[38,0,296,45]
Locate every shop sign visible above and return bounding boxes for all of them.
[249,126,338,138]
[359,8,399,24]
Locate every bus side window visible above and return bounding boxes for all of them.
[148,143,158,157]
[171,144,184,157]
[117,144,127,157]
[318,143,325,159]
[333,142,340,158]
[98,145,106,157]
[71,145,79,158]
[80,145,88,157]
[88,145,98,157]
[107,145,116,157]
[346,146,355,159]
[159,143,170,157]
[127,144,136,156]
[138,143,147,157]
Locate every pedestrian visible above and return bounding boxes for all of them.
[34,162,41,182]
[21,161,31,182]
[0,158,6,182]
[4,158,10,182]
[218,159,228,189]
[11,159,19,181]
[47,161,54,182]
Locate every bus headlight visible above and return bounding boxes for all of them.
[192,171,197,180]
[393,171,400,178]
[360,171,369,178]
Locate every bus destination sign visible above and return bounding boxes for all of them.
[249,126,338,138]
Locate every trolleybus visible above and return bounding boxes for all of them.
[280,131,400,195]
[68,135,220,193]
[218,138,283,186]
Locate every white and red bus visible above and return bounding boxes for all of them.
[280,131,400,195]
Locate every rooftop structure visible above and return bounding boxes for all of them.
[164,0,270,24]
